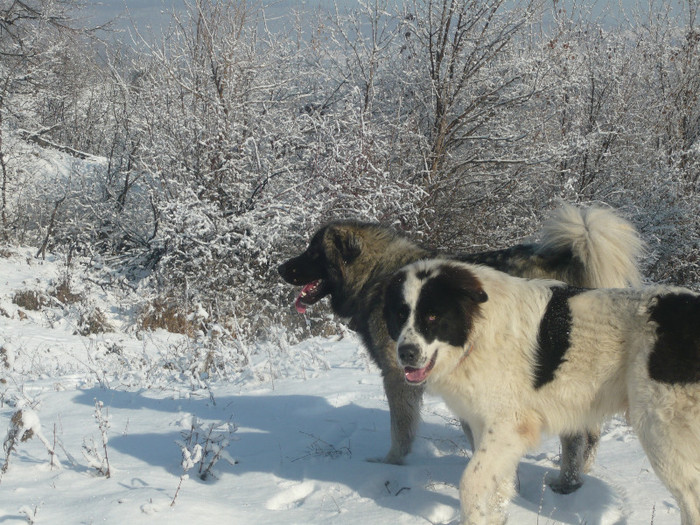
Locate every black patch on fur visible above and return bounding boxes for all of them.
[455,245,539,270]
[648,293,700,384]
[414,264,487,347]
[534,286,584,389]
[384,271,410,341]
[456,244,580,282]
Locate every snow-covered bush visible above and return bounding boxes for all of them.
[2,408,59,475]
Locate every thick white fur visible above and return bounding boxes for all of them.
[538,203,644,288]
[396,260,700,525]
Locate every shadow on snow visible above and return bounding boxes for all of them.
[72,388,617,523]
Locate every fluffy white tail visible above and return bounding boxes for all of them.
[539,204,644,288]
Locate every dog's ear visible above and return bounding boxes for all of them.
[328,227,362,264]
[443,264,488,304]
[465,287,488,304]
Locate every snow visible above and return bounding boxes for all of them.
[0,249,682,524]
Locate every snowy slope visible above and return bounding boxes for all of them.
[0,249,681,524]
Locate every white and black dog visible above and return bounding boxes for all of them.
[384,259,700,524]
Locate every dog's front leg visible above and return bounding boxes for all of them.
[378,369,424,464]
[460,422,532,525]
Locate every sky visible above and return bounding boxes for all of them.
[86,0,690,40]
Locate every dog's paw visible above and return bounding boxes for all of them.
[548,476,583,494]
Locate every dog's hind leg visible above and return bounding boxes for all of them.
[374,370,424,465]
[630,384,700,525]
[549,429,600,494]
[637,424,700,524]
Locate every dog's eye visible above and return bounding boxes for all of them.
[427,313,438,323]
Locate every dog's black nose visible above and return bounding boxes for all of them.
[398,344,419,365]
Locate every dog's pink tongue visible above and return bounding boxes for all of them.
[294,283,317,314]
[405,365,429,383]
[295,296,307,314]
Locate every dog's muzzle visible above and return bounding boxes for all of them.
[398,343,421,367]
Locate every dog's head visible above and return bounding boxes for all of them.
[384,260,488,385]
[278,222,408,316]
[277,224,359,313]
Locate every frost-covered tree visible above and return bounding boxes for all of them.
[0,0,103,242]
[96,0,430,338]
[528,1,700,284]
[377,0,551,247]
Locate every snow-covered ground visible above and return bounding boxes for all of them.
[0,248,681,524]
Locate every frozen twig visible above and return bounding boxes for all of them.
[171,442,203,507]
[82,399,111,477]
